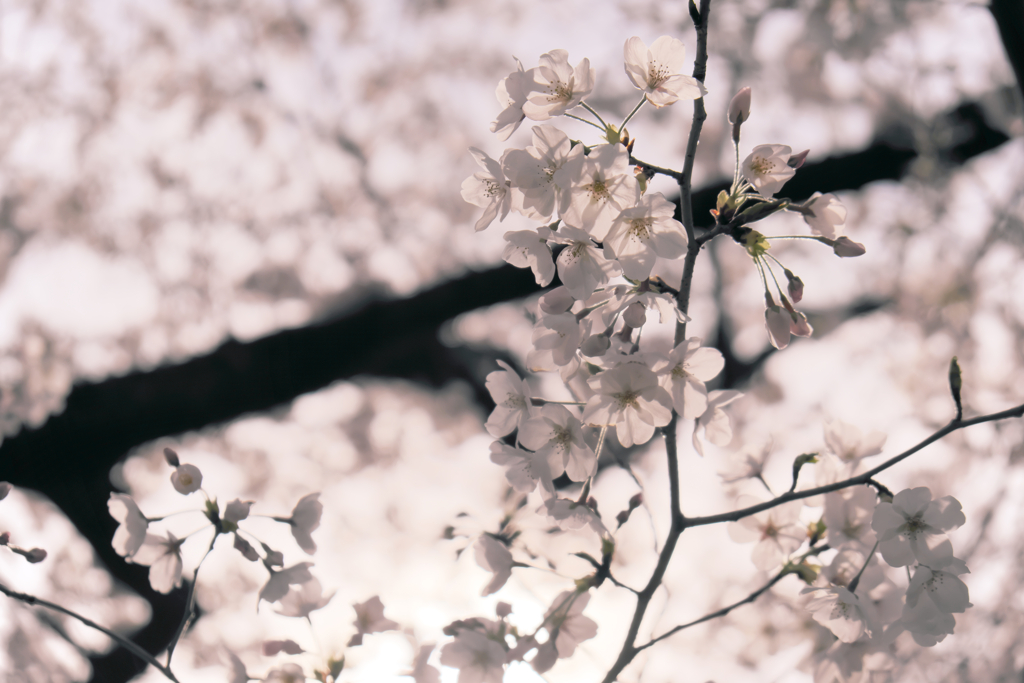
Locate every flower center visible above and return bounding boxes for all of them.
[503,393,526,410]
[613,389,640,410]
[749,156,777,176]
[647,62,670,87]
[629,217,652,240]
[586,178,610,203]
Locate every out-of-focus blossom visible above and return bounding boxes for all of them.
[531,313,584,367]
[728,498,805,570]
[264,663,306,683]
[287,493,322,555]
[262,639,304,655]
[824,420,886,465]
[541,497,609,537]
[623,36,706,107]
[484,360,534,437]
[462,148,512,232]
[109,493,148,558]
[405,644,441,683]
[803,584,871,643]
[276,577,334,619]
[824,485,878,550]
[439,629,506,683]
[490,58,529,141]
[348,595,400,646]
[474,535,514,596]
[522,49,595,121]
[260,562,314,605]
[170,463,202,495]
[741,144,795,197]
[543,590,598,659]
[717,440,772,483]
[692,389,743,456]
[132,532,185,594]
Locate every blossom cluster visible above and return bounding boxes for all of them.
[722,421,971,680]
[107,447,409,683]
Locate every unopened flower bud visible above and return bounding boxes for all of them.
[580,334,611,357]
[496,601,513,618]
[623,301,647,328]
[787,149,809,169]
[785,270,804,303]
[628,493,643,509]
[163,448,180,467]
[24,547,47,563]
[833,236,866,257]
[728,87,751,142]
[170,464,203,495]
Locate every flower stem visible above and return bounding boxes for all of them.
[564,112,606,131]
[580,102,610,130]
[847,541,880,593]
[619,96,648,131]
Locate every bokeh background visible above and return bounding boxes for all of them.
[0,0,1021,681]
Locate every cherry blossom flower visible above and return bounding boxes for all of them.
[825,419,886,464]
[655,337,725,419]
[823,486,878,550]
[741,144,796,197]
[692,389,743,455]
[490,58,529,141]
[108,493,148,558]
[502,125,583,220]
[474,535,514,596]
[561,144,640,241]
[539,286,574,314]
[488,441,555,496]
[439,629,506,683]
[582,362,673,447]
[871,487,965,567]
[541,497,609,536]
[286,492,322,555]
[349,595,400,646]
[623,36,707,107]
[543,590,598,659]
[800,192,847,240]
[550,226,621,300]
[717,440,772,484]
[530,313,584,367]
[260,562,314,605]
[602,192,688,281]
[727,497,805,570]
[223,499,253,527]
[803,584,871,643]
[904,557,971,614]
[519,404,596,481]
[132,532,185,594]
[461,148,512,232]
[899,594,957,646]
[170,463,202,495]
[484,360,534,437]
[225,650,250,683]
[275,577,334,619]
[522,49,595,121]
[764,295,792,349]
[501,228,555,286]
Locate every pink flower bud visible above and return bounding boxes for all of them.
[789,311,813,338]
[728,87,751,124]
[785,270,804,303]
[628,493,643,509]
[163,448,180,467]
[765,305,792,350]
[170,464,203,495]
[833,236,866,257]
[25,548,47,563]
[787,149,810,169]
